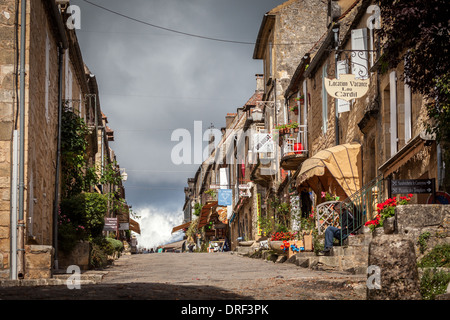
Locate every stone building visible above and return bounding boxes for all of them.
[283,0,442,235]
[0,0,78,280]
[0,0,128,280]
[251,0,330,231]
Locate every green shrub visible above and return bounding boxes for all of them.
[60,192,108,240]
[90,242,108,269]
[420,269,450,300]
[57,222,78,253]
[417,244,450,268]
[106,237,124,253]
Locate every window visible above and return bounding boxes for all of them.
[389,71,398,156]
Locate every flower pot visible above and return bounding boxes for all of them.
[294,142,303,154]
[238,240,254,247]
[268,240,286,254]
[383,217,396,234]
[293,109,298,115]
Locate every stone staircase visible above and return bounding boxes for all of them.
[289,231,373,274]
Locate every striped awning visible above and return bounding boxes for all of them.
[296,143,362,198]
[197,201,218,229]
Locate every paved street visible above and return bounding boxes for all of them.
[0,252,366,300]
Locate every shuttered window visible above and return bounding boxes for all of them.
[351,28,369,80]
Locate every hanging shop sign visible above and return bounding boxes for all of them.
[104,217,118,232]
[119,222,129,231]
[324,74,370,101]
[218,189,232,206]
[254,133,274,153]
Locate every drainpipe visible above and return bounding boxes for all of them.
[332,25,340,146]
[53,44,64,271]
[17,0,27,279]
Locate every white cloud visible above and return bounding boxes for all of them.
[133,205,184,249]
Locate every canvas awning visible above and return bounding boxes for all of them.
[296,143,362,198]
[198,201,218,229]
[171,221,191,234]
[129,218,141,234]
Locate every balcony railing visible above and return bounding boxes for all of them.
[280,125,308,170]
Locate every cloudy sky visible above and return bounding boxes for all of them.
[71,0,284,248]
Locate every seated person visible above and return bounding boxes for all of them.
[320,203,355,254]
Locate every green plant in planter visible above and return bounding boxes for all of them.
[269,197,291,233]
[204,189,217,199]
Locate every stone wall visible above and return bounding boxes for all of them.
[367,204,450,299]
[0,0,16,279]
[58,241,90,271]
[396,204,450,262]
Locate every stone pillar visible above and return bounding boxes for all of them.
[367,234,421,300]
[24,245,54,279]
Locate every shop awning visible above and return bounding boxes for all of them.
[198,201,218,229]
[296,143,362,198]
[378,131,435,178]
[171,221,191,234]
[129,218,141,234]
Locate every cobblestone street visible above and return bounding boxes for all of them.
[0,252,367,301]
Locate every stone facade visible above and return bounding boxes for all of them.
[0,1,100,279]
[396,204,450,262]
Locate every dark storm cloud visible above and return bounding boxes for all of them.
[70,0,284,247]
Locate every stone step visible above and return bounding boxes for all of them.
[0,278,96,287]
[347,233,373,246]
[52,270,108,284]
[234,246,257,255]
[291,254,368,275]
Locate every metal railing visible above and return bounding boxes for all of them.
[280,125,308,157]
[316,200,341,235]
[337,175,387,244]
[315,175,387,244]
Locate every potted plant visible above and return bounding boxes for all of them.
[295,94,305,105]
[290,121,299,133]
[290,105,299,115]
[365,195,413,235]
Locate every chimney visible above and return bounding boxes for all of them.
[255,74,264,92]
[225,113,236,128]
